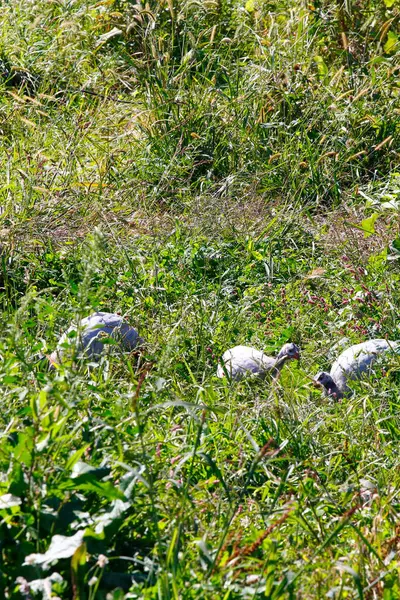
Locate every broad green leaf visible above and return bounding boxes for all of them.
[8,463,28,497]
[198,452,230,499]
[119,467,149,497]
[2,375,19,384]
[315,56,328,78]
[13,430,35,467]
[360,213,379,237]
[69,462,119,502]
[62,478,126,501]
[384,31,398,54]
[71,543,87,600]
[144,296,155,307]
[368,248,388,269]
[30,395,39,421]
[245,0,255,11]
[65,446,92,472]
[392,238,400,253]
[381,199,399,210]
[384,0,396,5]
[38,389,47,411]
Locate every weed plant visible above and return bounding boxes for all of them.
[0,0,400,598]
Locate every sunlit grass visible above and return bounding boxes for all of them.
[0,0,400,598]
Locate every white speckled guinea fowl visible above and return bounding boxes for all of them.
[217,343,300,381]
[314,338,400,399]
[49,312,143,366]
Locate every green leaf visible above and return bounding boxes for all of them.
[360,213,379,237]
[245,0,255,11]
[64,461,126,500]
[196,538,214,568]
[8,463,28,496]
[197,452,230,500]
[71,543,87,600]
[2,375,19,384]
[315,56,328,78]
[65,446,92,472]
[368,248,388,269]
[384,0,396,6]
[30,394,39,421]
[62,478,126,501]
[38,389,47,411]
[392,238,400,253]
[13,430,35,467]
[384,31,398,54]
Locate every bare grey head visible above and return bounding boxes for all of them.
[313,371,343,400]
[276,343,300,362]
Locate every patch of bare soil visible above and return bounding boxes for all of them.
[1,183,398,260]
[305,205,399,263]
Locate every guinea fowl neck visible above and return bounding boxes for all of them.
[326,379,344,400]
[274,355,290,370]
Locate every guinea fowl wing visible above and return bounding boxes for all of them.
[217,346,276,380]
[330,339,399,390]
[50,312,142,365]
[81,313,142,357]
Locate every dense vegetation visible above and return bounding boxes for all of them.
[1,0,400,598]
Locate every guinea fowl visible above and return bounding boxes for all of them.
[217,343,300,381]
[49,312,143,367]
[314,338,400,399]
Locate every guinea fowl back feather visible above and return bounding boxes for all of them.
[315,339,400,398]
[217,342,300,381]
[49,312,143,367]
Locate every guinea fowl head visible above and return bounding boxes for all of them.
[276,343,300,362]
[313,371,343,399]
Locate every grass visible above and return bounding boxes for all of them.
[1,0,400,598]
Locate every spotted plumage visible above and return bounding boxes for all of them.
[49,312,143,366]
